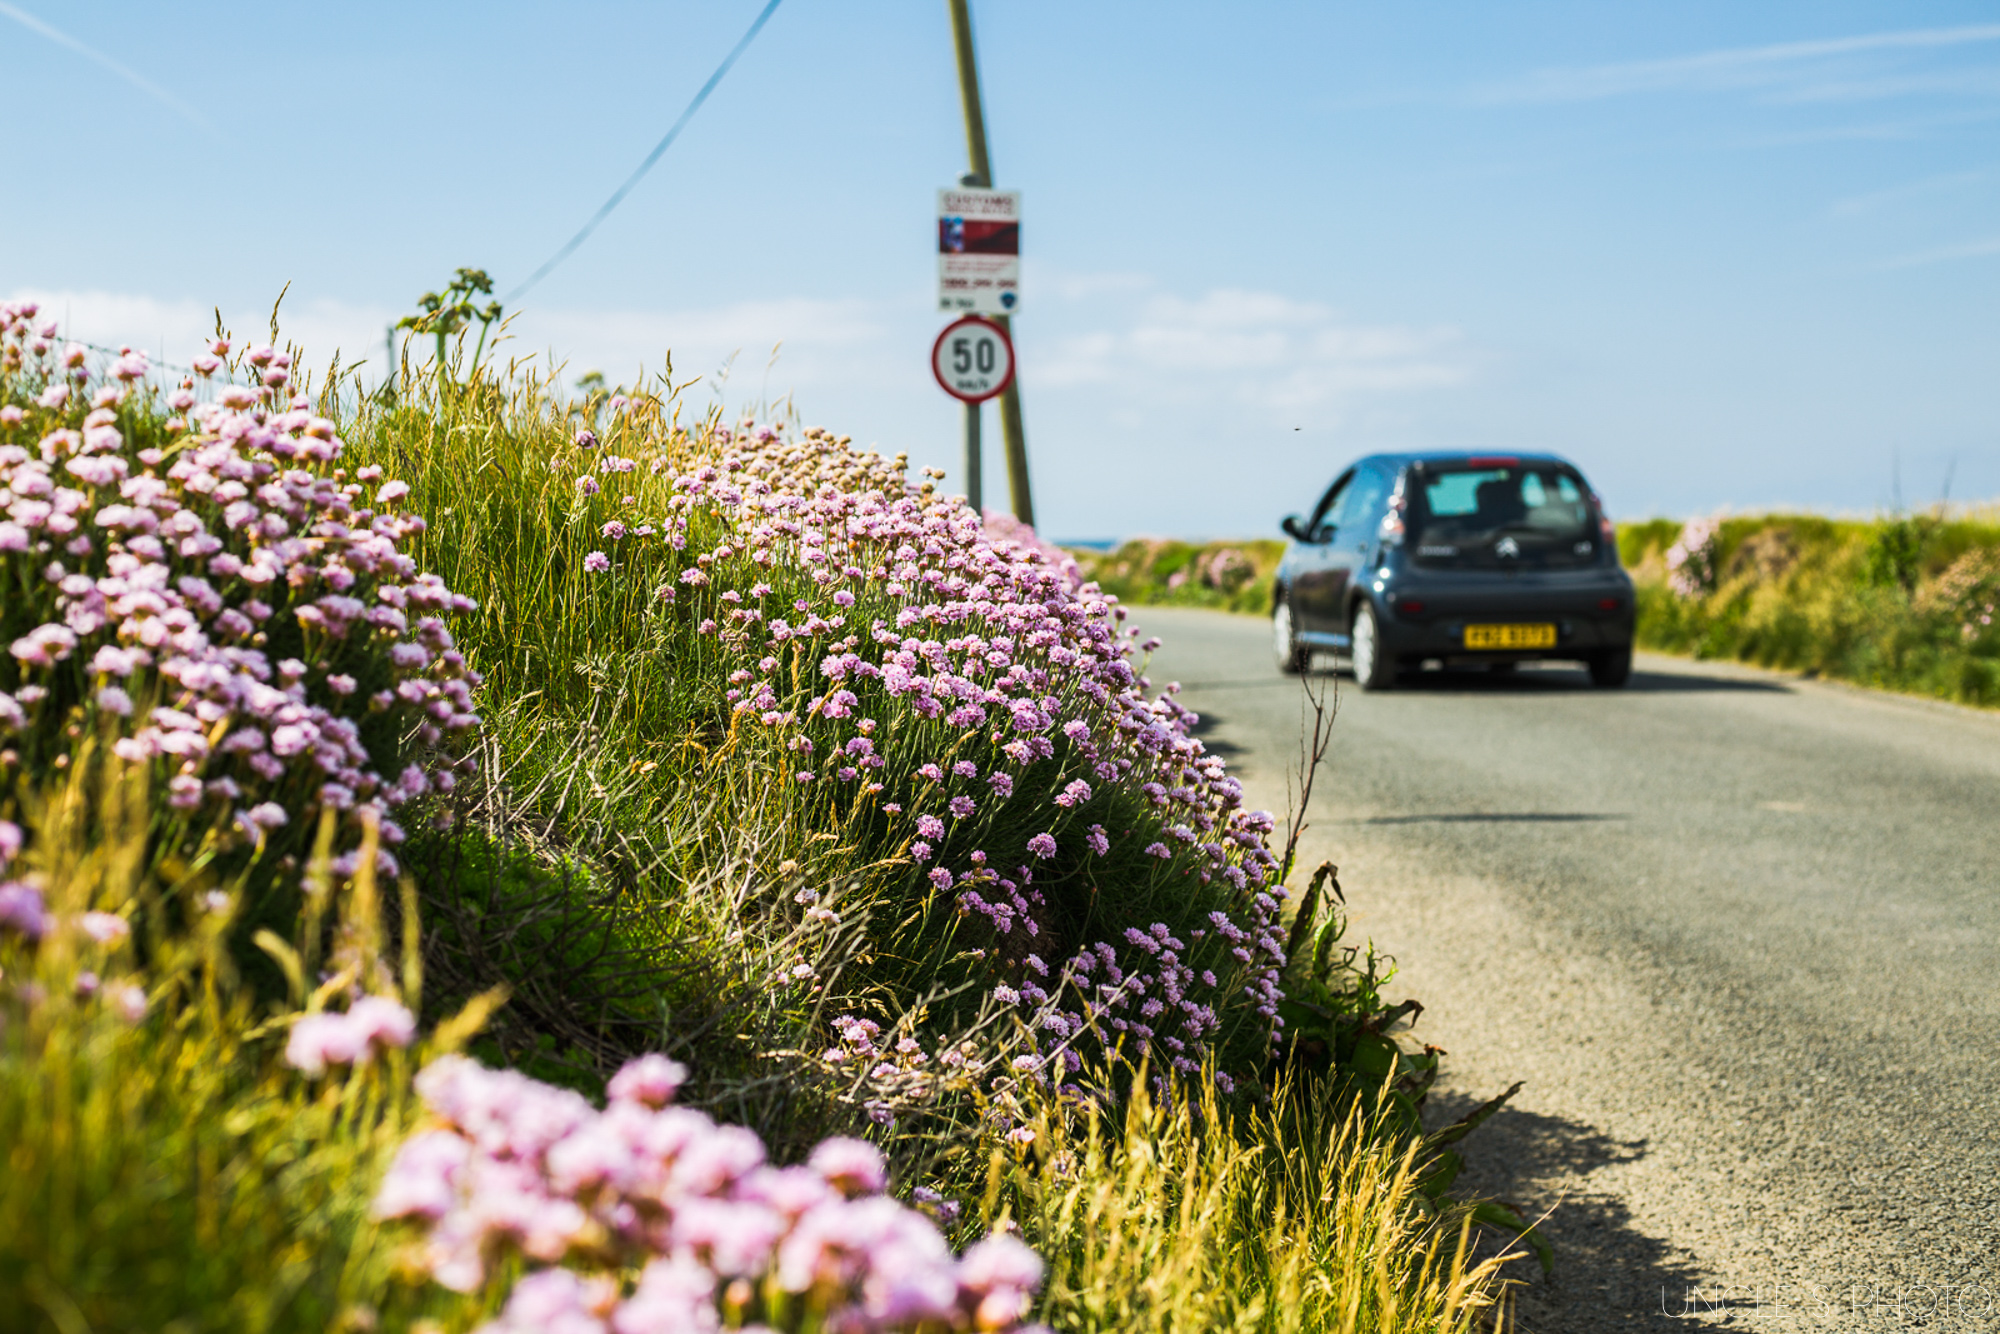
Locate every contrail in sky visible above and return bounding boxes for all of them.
[0,1,213,129]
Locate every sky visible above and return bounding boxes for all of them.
[3,1,1997,540]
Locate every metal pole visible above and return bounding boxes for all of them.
[964,399,982,516]
[947,0,1034,529]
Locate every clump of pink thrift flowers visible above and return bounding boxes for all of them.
[0,304,481,891]
[375,1050,1051,1334]
[1665,515,1722,599]
[556,415,1290,1092]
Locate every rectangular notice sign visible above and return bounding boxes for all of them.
[938,187,1020,314]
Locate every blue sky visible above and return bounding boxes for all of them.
[4,1,1997,539]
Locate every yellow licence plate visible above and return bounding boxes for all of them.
[1464,623,1556,650]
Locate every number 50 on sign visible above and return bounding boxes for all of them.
[931,316,1015,403]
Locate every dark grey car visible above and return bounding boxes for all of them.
[1272,452,1636,689]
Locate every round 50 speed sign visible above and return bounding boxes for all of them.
[931,315,1015,403]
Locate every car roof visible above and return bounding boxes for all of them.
[1358,450,1580,470]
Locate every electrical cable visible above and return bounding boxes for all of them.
[501,0,785,306]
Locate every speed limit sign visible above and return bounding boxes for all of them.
[931,316,1015,403]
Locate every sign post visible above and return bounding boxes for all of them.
[931,315,1015,515]
[945,0,1033,527]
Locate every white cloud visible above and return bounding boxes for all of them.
[1034,285,1468,418]
[5,288,396,382]
[1477,23,2000,105]
[1880,234,2000,268]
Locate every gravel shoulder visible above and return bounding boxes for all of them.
[1133,606,2000,1333]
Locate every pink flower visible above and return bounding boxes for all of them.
[949,795,976,819]
[808,1136,887,1197]
[583,551,611,573]
[607,1053,687,1108]
[286,1011,364,1075]
[349,994,417,1051]
[0,883,50,939]
[373,1129,471,1221]
[1027,832,1057,859]
[79,911,130,945]
[376,479,410,504]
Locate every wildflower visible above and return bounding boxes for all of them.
[1027,832,1057,859]
[601,520,626,540]
[584,550,611,573]
[608,1053,688,1108]
[0,883,50,939]
[113,984,148,1023]
[79,911,130,945]
[808,1137,887,1196]
[949,795,976,819]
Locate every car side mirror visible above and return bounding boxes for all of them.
[1281,514,1309,541]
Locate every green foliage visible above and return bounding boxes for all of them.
[329,364,1286,1118]
[397,267,504,382]
[0,770,493,1334]
[1069,539,1286,616]
[987,1067,1520,1333]
[1622,510,2000,706]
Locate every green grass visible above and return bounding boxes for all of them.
[1621,510,2000,706]
[1068,539,1285,616]
[1,337,1523,1331]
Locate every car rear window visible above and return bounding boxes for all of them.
[1408,462,1599,569]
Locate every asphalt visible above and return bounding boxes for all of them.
[1133,605,2000,1333]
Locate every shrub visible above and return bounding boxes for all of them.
[1663,515,1722,599]
[0,302,480,944]
[1065,539,1284,616]
[334,375,1292,1104]
[1622,510,2000,707]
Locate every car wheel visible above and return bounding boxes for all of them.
[1350,601,1394,691]
[1273,596,1307,675]
[1589,647,1632,688]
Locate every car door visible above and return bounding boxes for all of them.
[1290,470,1352,636]
[1324,465,1392,637]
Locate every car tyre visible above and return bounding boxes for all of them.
[1273,596,1308,675]
[1589,647,1633,688]
[1350,600,1395,691]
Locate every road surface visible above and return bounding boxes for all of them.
[1136,605,2000,1333]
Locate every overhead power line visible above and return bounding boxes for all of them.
[502,0,785,306]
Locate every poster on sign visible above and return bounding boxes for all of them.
[937,187,1020,315]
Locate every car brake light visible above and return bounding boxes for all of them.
[1378,511,1405,541]
[1598,597,1621,611]
[1399,599,1425,614]
[1466,456,1518,467]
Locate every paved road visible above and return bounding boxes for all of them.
[1136,606,2000,1333]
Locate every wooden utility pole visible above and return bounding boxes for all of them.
[947,0,1034,528]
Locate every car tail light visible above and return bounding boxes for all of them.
[1467,455,1518,467]
[1398,599,1425,614]
[1378,505,1406,543]
[1598,597,1622,611]
[1592,492,1616,544]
